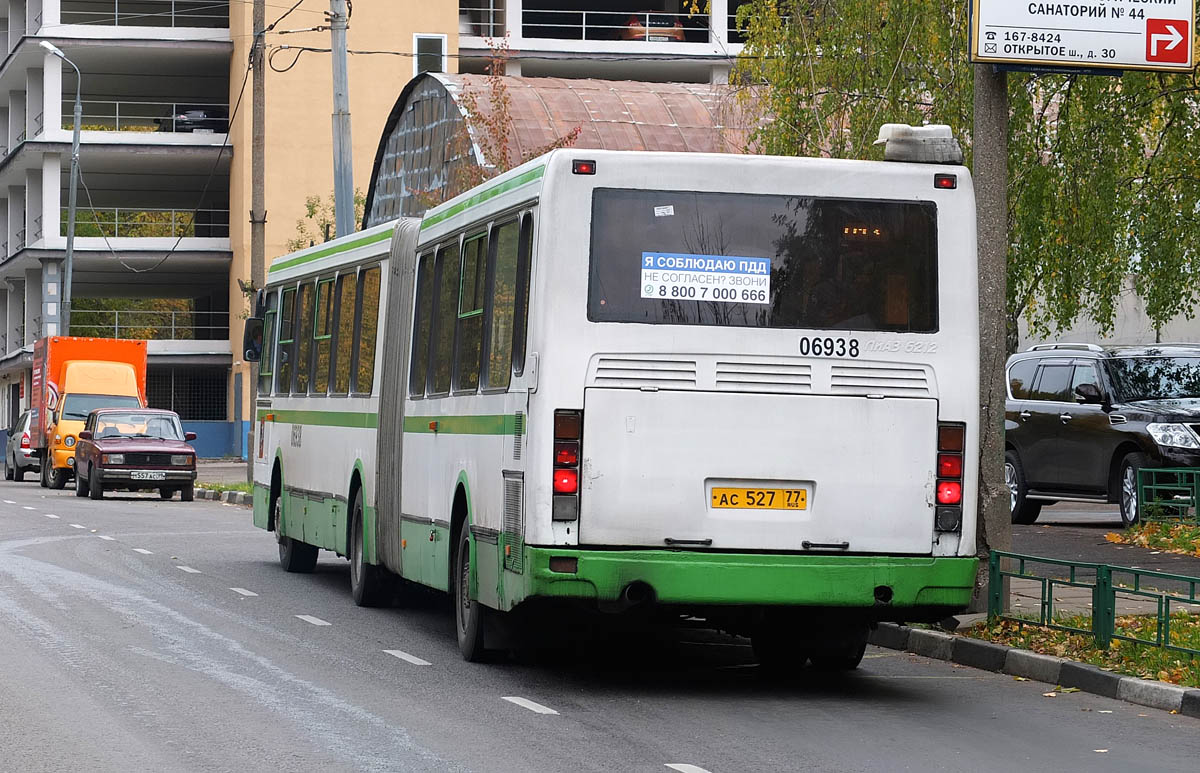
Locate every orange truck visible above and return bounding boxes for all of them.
[31,337,148,488]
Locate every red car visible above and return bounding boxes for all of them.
[74,408,198,501]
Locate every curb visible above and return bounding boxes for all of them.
[196,488,252,506]
[870,622,1200,718]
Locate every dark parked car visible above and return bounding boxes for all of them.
[5,410,39,481]
[73,408,198,501]
[1005,343,1200,526]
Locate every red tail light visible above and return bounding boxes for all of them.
[19,432,29,449]
[937,454,962,478]
[936,480,962,505]
[554,469,578,494]
[554,441,579,467]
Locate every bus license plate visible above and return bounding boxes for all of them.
[131,471,166,481]
[711,487,807,510]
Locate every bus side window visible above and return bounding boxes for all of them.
[312,278,335,394]
[332,272,358,394]
[455,232,487,393]
[356,266,382,394]
[293,281,315,394]
[258,290,278,395]
[513,212,534,377]
[431,240,461,395]
[409,252,436,397]
[276,287,297,393]
[486,219,520,389]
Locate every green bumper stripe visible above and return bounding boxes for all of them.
[403,413,525,435]
[257,408,378,429]
[269,229,392,274]
[521,550,978,608]
[421,166,545,231]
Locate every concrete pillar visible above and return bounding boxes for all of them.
[0,289,8,355]
[41,154,60,248]
[42,55,62,140]
[24,268,41,343]
[710,0,729,45]
[6,279,24,350]
[41,259,61,337]
[8,91,24,152]
[26,67,43,139]
[42,0,61,27]
[8,185,23,252]
[26,168,42,245]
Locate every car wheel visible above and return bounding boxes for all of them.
[1005,450,1042,525]
[1118,452,1150,527]
[75,466,89,497]
[159,488,175,500]
[350,490,391,607]
[454,522,488,662]
[89,471,104,500]
[4,457,13,481]
[180,483,194,503]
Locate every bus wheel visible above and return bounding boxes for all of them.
[454,523,488,662]
[275,495,317,573]
[751,628,806,673]
[809,625,869,671]
[350,490,391,607]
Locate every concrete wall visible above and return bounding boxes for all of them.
[1017,277,1200,349]
[227,0,459,421]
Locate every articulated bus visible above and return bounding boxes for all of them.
[247,131,980,666]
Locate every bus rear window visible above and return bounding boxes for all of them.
[588,189,938,332]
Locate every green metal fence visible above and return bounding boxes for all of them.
[1137,467,1200,525]
[988,550,1200,657]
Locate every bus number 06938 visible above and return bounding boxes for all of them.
[799,336,859,357]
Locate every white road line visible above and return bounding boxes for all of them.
[176,566,202,574]
[22,506,34,510]
[97,535,116,541]
[501,697,559,715]
[229,587,258,597]
[132,548,153,555]
[384,649,431,666]
[666,765,713,773]
[43,514,60,519]
[69,524,86,529]
[295,615,331,626]
[3,499,14,504]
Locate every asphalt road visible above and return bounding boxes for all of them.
[2,482,1199,773]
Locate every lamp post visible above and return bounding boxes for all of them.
[40,41,81,335]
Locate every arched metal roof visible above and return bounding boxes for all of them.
[364,73,755,227]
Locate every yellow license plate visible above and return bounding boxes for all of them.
[711,487,807,510]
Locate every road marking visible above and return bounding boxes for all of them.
[3,499,14,504]
[132,548,153,555]
[230,587,258,597]
[98,535,116,541]
[69,523,86,529]
[384,649,431,666]
[22,506,34,510]
[501,697,559,715]
[176,566,201,574]
[296,615,331,626]
[43,514,60,519]
[666,765,713,773]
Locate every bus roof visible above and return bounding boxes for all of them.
[267,219,401,284]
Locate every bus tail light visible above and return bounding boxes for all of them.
[553,410,581,521]
[935,422,964,532]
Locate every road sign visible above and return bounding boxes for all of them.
[970,0,1196,73]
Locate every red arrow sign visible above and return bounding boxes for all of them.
[1146,19,1189,64]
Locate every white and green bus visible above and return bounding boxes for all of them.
[247,131,980,666]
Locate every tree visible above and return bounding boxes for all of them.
[286,189,366,252]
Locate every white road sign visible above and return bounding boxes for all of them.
[970,0,1195,72]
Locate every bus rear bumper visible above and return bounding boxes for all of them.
[521,548,977,613]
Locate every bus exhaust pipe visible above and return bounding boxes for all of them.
[621,581,654,607]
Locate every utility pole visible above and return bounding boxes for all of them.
[248,0,267,481]
[329,0,355,238]
[971,64,1012,609]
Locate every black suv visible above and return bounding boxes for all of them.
[1005,343,1200,526]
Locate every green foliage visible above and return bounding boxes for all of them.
[286,189,367,252]
[733,0,1200,345]
[70,297,196,340]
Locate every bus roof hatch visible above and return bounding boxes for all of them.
[874,124,964,165]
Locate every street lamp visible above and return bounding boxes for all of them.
[40,40,81,335]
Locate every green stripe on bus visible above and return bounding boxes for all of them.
[268,229,393,274]
[403,414,526,435]
[420,166,545,231]
[257,408,378,429]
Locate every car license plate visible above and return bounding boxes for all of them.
[711,487,807,510]
[130,471,166,481]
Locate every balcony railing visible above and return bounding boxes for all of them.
[69,309,229,341]
[518,8,710,43]
[64,100,229,134]
[60,1,230,29]
[64,207,231,239]
[460,1,506,38]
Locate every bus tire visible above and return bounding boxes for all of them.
[274,494,318,573]
[40,462,49,488]
[350,490,391,607]
[454,522,488,662]
[751,628,806,674]
[809,625,869,671]
[1005,450,1041,525]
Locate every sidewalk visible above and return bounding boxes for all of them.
[197,460,249,486]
